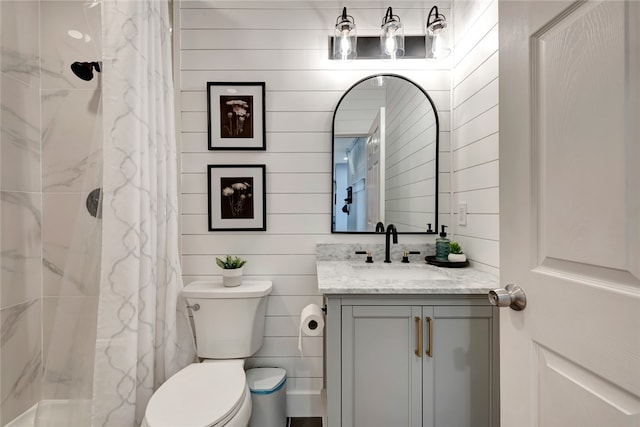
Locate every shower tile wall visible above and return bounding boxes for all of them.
[40,0,102,403]
[1,1,102,424]
[0,1,43,424]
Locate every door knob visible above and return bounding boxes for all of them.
[488,284,526,311]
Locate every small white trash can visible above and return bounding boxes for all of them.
[246,367,287,427]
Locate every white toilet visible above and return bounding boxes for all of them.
[142,280,273,427]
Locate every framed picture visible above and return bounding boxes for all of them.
[207,82,266,150]
[207,164,266,231]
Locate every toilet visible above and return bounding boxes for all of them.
[142,280,273,427]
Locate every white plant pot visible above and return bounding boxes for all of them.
[222,267,243,287]
[448,253,467,263]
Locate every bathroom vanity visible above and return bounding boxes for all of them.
[317,248,500,427]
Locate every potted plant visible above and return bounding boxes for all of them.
[216,255,247,287]
[448,241,467,262]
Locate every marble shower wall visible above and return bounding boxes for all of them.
[1,1,102,423]
[40,0,102,403]
[0,1,43,424]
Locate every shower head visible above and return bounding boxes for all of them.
[71,61,101,81]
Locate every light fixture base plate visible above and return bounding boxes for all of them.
[329,35,426,60]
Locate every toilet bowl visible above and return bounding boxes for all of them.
[142,280,272,427]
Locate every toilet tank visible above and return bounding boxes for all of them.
[183,280,272,359]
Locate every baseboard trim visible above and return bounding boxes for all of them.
[286,389,325,418]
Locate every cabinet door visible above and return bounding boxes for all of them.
[424,305,495,427]
[342,305,422,427]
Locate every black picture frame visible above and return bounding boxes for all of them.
[207,82,266,150]
[207,164,266,231]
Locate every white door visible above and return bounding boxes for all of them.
[499,1,640,426]
[366,107,385,230]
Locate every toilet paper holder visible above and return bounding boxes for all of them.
[305,306,327,329]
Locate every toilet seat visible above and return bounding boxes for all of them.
[143,361,248,427]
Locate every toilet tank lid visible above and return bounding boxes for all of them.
[183,280,272,298]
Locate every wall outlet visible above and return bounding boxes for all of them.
[458,202,468,226]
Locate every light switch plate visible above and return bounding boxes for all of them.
[458,202,468,226]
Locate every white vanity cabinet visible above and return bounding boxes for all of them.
[326,295,499,427]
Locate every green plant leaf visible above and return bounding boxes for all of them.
[216,255,247,269]
[449,241,463,254]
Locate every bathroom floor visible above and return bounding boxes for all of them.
[289,417,323,427]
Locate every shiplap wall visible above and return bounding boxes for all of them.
[451,0,499,274]
[177,0,451,416]
[385,77,438,231]
[333,84,385,135]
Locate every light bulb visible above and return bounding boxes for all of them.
[431,34,442,57]
[333,8,356,61]
[384,33,397,56]
[339,31,352,57]
[380,8,403,60]
[425,6,449,60]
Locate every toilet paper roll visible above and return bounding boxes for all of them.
[298,304,325,358]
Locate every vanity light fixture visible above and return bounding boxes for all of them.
[333,7,357,61]
[425,5,450,59]
[328,5,449,61]
[380,7,404,60]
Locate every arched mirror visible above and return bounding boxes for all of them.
[332,74,439,234]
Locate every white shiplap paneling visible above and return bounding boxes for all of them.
[180,69,451,91]
[178,1,454,415]
[181,152,333,173]
[180,131,332,153]
[452,0,499,274]
[181,172,332,194]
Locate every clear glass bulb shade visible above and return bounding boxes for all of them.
[425,9,450,61]
[380,22,404,60]
[333,25,357,60]
[425,29,450,60]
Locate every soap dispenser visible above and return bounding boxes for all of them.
[435,225,450,261]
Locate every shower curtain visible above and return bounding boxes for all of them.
[92,1,196,425]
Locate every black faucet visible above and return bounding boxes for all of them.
[375,221,385,233]
[384,224,398,263]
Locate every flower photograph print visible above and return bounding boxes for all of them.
[207,82,265,150]
[220,177,254,219]
[220,96,253,139]
[208,165,266,231]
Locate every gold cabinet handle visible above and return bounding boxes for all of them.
[426,317,433,358]
[415,316,422,357]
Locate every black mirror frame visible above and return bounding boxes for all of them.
[331,73,439,235]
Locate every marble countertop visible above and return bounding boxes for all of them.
[317,260,499,295]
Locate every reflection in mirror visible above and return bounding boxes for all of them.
[332,74,439,234]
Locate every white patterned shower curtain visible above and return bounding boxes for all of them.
[92,1,196,426]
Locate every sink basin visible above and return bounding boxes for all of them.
[351,264,451,281]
